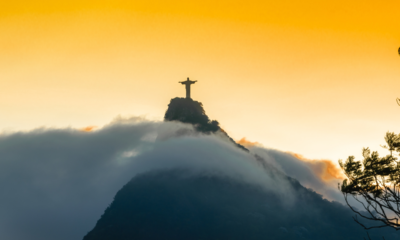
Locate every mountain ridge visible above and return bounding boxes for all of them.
[82,97,396,240]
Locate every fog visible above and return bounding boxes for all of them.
[0,117,294,240]
[0,117,392,240]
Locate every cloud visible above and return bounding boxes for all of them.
[236,137,262,148]
[0,117,294,240]
[0,117,159,240]
[239,139,380,231]
[291,153,346,181]
[246,145,345,203]
[1,117,394,240]
[80,126,97,132]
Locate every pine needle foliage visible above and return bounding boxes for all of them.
[339,132,400,230]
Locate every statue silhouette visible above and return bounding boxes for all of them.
[179,77,197,99]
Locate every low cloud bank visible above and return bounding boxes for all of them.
[0,118,294,240]
[0,117,395,240]
[248,147,345,203]
[237,137,346,203]
[0,117,159,240]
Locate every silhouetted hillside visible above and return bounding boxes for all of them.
[83,170,394,240]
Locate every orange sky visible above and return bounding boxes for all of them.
[0,0,399,162]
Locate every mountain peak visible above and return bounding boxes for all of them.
[164,97,220,133]
[164,97,248,151]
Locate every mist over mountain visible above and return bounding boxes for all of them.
[82,98,396,240]
[84,171,358,240]
[0,98,395,240]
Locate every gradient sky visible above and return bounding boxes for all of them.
[1,0,399,161]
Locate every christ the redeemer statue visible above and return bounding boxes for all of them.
[179,77,197,99]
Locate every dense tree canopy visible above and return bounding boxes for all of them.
[339,132,400,230]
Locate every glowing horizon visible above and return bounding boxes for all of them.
[1,0,399,162]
